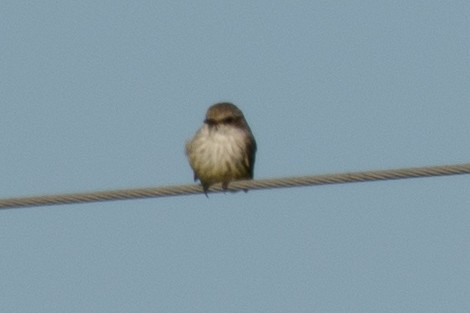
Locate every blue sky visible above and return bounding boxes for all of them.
[1,1,469,312]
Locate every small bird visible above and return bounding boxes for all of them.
[186,102,257,194]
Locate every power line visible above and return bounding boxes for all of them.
[1,163,469,209]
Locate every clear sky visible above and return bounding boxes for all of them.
[1,1,470,312]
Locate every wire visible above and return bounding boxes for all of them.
[1,163,469,209]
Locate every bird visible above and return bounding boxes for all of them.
[185,102,257,195]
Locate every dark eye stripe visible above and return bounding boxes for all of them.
[223,117,234,124]
[204,119,217,126]
[204,116,240,126]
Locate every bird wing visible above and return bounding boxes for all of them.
[245,135,257,179]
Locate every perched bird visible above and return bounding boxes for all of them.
[185,102,257,194]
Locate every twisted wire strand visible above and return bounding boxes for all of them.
[1,163,470,209]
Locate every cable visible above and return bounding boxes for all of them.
[1,163,469,209]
